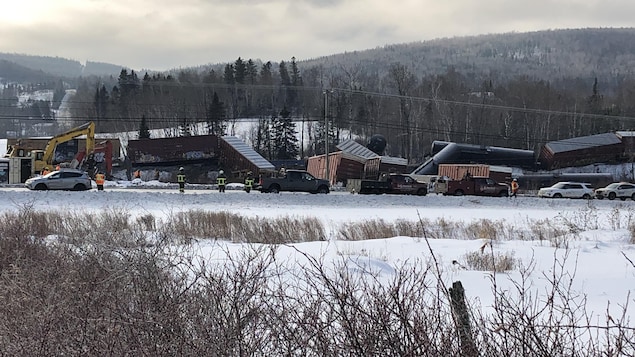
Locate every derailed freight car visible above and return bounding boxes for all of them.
[539,133,624,170]
[306,151,370,185]
[128,135,220,166]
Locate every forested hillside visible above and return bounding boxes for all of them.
[0,53,127,78]
[3,28,635,164]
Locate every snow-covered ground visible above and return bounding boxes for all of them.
[1,185,634,327]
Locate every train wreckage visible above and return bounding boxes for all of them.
[3,127,633,189]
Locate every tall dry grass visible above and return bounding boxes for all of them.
[0,205,633,355]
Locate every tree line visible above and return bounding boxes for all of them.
[63,56,635,164]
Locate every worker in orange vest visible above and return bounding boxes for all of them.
[510,178,519,198]
[95,171,106,191]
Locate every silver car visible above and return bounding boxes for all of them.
[594,182,635,201]
[537,181,594,199]
[25,169,92,191]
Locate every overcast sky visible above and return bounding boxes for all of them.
[1,0,633,71]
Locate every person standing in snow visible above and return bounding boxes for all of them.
[510,178,519,198]
[177,167,186,193]
[244,171,254,193]
[95,171,105,191]
[217,170,227,192]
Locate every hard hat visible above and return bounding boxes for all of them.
[179,167,184,171]
[219,170,224,174]
[45,167,49,170]
[513,178,517,181]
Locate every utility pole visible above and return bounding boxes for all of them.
[323,90,331,184]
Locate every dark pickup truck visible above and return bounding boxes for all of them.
[444,176,509,197]
[258,169,330,194]
[347,173,428,195]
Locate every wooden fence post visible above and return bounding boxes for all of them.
[450,280,478,356]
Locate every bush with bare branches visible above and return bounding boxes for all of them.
[0,208,633,355]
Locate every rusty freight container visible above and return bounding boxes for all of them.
[128,135,220,165]
[617,131,635,157]
[539,133,624,170]
[438,164,512,183]
[379,156,408,174]
[307,151,368,185]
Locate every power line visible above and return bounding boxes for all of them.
[2,81,634,122]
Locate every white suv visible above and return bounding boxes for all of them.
[537,181,594,199]
[25,169,92,191]
[594,182,635,201]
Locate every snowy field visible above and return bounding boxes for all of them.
[1,184,635,329]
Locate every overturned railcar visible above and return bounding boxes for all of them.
[538,133,624,170]
[128,135,220,166]
[412,141,537,175]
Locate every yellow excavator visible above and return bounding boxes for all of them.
[5,122,95,175]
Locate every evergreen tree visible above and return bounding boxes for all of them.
[207,91,227,135]
[255,117,272,159]
[203,69,220,83]
[223,64,235,85]
[276,106,299,160]
[94,85,109,120]
[246,59,258,85]
[234,57,246,84]
[290,57,302,86]
[260,61,273,85]
[138,114,151,139]
[118,69,140,96]
[279,61,291,86]
[587,77,610,133]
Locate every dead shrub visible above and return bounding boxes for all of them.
[426,217,463,239]
[162,210,325,243]
[337,219,424,241]
[466,219,505,239]
[0,204,61,239]
[136,213,156,231]
[528,218,569,246]
[0,209,632,355]
[463,250,518,271]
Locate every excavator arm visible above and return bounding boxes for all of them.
[41,121,95,165]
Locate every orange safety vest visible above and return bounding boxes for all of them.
[95,173,105,186]
[511,181,519,192]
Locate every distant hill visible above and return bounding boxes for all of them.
[0,59,59,83]
[2,28,635,92]
[298,27,635,92]
[0,53,127,81]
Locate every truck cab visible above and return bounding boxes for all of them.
[446,176,509,197]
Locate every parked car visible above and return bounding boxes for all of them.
[594,182,635,200]
[25,169,92,191]
[537,181,594,199]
